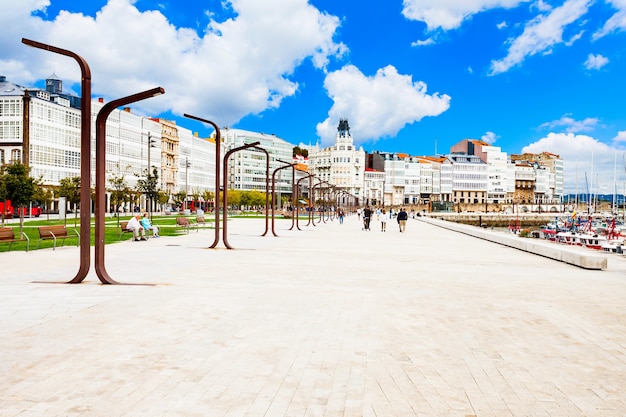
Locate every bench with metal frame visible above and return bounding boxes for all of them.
[0,227,29,252]
[37,225,79,250]
[176,217,198,233]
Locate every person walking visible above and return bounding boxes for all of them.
[338,207,345,224]
[380,209,387,232]
[363,206,372,231]
[397,207,408,232]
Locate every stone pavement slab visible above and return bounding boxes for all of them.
[1,215,626,416]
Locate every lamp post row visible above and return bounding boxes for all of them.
[22,38,344,284]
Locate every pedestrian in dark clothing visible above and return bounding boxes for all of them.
[363,206,372,231]
[397,207,408,232]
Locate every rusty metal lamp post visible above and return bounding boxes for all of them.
[295,173,314,231]
[22,38,92,284]
[183,114,221,248]
[220,141,261,249]
[271,160,297,236]
[94,88,165,284]
[251,146,271,237]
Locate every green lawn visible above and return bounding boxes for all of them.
[0,214,215,253]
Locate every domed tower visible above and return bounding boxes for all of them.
[45,72,62,94]
[337,118,350,138]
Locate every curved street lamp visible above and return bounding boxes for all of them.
[183,114,221,248]
[220,141,261,249]
[271,160,297,236]
[94,88,165,284]
[22,38,92,284]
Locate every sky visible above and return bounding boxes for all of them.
[2,0,626,194]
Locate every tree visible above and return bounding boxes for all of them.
[0,162,38,233]
[58,176,81,226]
[33,185,54,221]
[227,189,241,210]
[108,174,129,226]
[173,190,187,211]
[202,190,215,211]
[292,146,308,158]
[136,166,159,217]
[156,190,169,211]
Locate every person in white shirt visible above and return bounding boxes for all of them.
[126,214,146,241]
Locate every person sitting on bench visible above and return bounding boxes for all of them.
[126,214,146,241]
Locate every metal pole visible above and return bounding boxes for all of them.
[183,114,221,248]
[94,87,164,284]
[271,161,297,236]
[221,141,260,249]
[22,38,92,284]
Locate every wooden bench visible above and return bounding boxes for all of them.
[176,217,198,233]
[0,227,29,252]
[37,225,79,250]
[196,215,209,228]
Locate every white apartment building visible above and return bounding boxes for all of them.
[483,146,508,204]
[178,127,218,201]
[447,153,488,204]
[307,119,365,202]
[0,75,82,184]
[363,168,385,206]
[221,128,294,195]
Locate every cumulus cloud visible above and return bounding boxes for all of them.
[481,131,499,144]
[614,131,626,143]
[2,0,347,126]
[489,0,592,75]
[593,0,626,39]
[401,0,530,31]
[539,115,599,133]
[523,132,625,194]
[584,53,609,70]
[497,21,508,29]
[316,65,451,146]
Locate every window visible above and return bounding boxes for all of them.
[11,149,21,163]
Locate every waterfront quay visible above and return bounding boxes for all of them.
[1,216,626,416]
[423,212,565,228]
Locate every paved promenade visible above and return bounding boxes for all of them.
[1,215,626,416]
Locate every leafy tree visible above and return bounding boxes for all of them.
[58,176,81,226]
[0,162,38,233]
[33,185,54,220]
[136,166,159,217]
[292,146,308,158]
[108,174,130,225]
[156,190,169,211]
[248,190,266,209]
[173,190,187,211]
[202,190,215,211]
[227,189,241,210]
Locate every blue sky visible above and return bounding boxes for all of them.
[2,0,626,193]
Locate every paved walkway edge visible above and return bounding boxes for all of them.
[419,216,608,270]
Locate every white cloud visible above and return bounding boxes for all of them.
[2,0,347,126]
[497,21,508,29]
[401,0,530,31]
[481,131,499,144]
[489,0,592,75]
[539,115,599,133]
[584,53,609,70]
[593,0,626,39]
[411,37,436,47]
[614,131,626,143]
[523,132,626,194]
[316,65,451,145]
